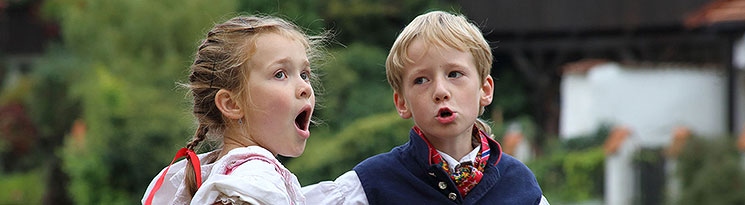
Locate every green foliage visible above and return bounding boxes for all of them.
[491,68,530,120]
[560,124,611,151]
[0,169,43,204]
[675,136,745,205]
[35,0,239,204]
[317,43,394,130]
[287,112,413,185]
[320,0,456,46]
[26,47,81,145]
[527,126,608,203]
[237,0,325,33]
[528,147,605,203]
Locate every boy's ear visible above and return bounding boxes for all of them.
[479,75,494,106]
[215,89,243,120]
[393,92,412,119]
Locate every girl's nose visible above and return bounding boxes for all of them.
[297,80,312,99]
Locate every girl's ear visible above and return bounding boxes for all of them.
[479,75,494,106]
[394,92,412,119]
[215,89,243,120]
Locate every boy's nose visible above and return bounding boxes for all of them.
[432,81,450,102]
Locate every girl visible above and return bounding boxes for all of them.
[142,15,323,204]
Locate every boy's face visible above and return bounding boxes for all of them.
[394,38,493,141]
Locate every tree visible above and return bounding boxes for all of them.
[35,0,237,203]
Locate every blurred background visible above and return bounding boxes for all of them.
[1,0,744,204]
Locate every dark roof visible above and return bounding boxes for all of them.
[686,0,745,28]
[460,0,712,34]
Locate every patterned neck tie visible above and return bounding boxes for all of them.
[414,126,491,196]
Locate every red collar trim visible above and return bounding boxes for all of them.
[412,126,436,165]
[484,133,502,166]
[413,125,502,166]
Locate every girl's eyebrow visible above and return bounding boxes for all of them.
[269,57,291,66]
[268,58,311,71]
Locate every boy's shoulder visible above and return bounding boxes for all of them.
[491,152,541,191]
[354,142,410,170]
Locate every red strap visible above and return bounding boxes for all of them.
[145,148,202,205]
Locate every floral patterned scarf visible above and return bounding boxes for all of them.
[414,126,491,196]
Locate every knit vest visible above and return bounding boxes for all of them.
[353,128,543,204]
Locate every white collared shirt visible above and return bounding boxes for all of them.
[436,145,481,171]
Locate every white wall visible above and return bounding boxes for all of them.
[560,63,728,147]
[562,62,729,205]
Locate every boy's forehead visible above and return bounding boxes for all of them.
[404,38,469,66]
[405,38,430,61]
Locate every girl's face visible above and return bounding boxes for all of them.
[394,38,493,145]
[242,32,314,157]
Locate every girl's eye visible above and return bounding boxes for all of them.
[448,71,463,78]
[274,71,287,79]
[300,71,310,81]
[414,77,429,85]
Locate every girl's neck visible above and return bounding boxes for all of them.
[424,126,476,161]
[219,128,259,159]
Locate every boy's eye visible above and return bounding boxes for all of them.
[274,71,287,79]
[448,71,463,78]
[414,77,429,85]
[300,71,310,81]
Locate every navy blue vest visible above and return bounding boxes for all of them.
[354,128,543,204]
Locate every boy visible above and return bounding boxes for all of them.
[303,11,548,204]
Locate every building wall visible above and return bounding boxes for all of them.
[561,63,727,146]
[561,62,729,205]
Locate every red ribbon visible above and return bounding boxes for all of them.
[145,148,201,205]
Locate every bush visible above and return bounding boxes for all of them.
[675,136,745,205]
[528,147,605,203]
[526,125,609,203]
[0,169,43,204]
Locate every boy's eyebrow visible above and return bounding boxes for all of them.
[442,62,469,69]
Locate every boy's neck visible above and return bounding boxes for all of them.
[423,126,476,161]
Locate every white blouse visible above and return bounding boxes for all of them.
[142,146,305,205]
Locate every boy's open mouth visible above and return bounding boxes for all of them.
[436,107,456,124]
[438,107,453,118]
[295,107,311,131]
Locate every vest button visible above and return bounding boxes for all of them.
[438,182,447,189]
[448,192,457,200]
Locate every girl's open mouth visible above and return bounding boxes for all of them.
[294,104,312,138]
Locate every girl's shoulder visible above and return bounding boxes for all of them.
[141,150,220,205]
[210,146,285,176]
[193,146,305,204]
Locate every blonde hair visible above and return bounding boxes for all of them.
[385,11,493,135]
[182,15,323,198]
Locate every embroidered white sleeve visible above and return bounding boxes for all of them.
[302,171,368,205]
[539,195,550,205]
